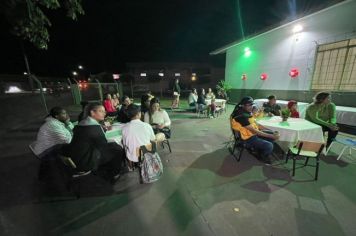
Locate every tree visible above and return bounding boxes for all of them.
[0,0,84,49]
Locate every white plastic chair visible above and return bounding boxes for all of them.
[326,136,356,160]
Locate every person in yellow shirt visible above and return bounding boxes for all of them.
[230,97,279,164]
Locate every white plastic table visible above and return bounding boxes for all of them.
[205,99,227,107]
[105,123,123,145]
[256,116,325,144]
[335,106,356,126]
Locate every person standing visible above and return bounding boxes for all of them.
[305,92,338,148]
[172,79,181,108]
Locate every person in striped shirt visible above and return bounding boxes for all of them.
[32,107,73,158]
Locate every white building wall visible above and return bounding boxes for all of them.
[225,0,356,91]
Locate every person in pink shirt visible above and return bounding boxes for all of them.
[103,94,117,116]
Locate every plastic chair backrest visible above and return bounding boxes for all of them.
[296,141,325,154]
[136,142,153,160]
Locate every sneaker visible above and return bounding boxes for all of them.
[262,157,272,165]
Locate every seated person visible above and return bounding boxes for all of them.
[197,88,207,111]
[230,97,279,164]
[144,98,171,138]
[140,94,152,117]
[122,104,156,168]
[217,90,228,100]
[287,100,300,118]
[117,95,132,123]
[103,93,117,116]
[209,98,217,118]
[305,92,338,148]
[112,93,120,109]
[263,95,281,116]
[205,88,215,100]
[252,105,264,119]
[33,107,73,159]
[188,88,198,107]
[64,103,124,183]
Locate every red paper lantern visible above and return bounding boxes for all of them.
[260,73,268,81]
[241,74,247,80]
[289,68,299,78]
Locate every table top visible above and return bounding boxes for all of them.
[256,116,321,131]
[254,99,309,106]
[105,124,123,144]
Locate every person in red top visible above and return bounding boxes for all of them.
[103,94,117,116]
[287,100,300,118]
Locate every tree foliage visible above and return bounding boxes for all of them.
[0,0,84,49]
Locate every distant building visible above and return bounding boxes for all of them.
[126,62,224,94]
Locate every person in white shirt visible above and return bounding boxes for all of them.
[32,107,73,158]
[122,104,156,166]
[188,88,198,107]
[144,98,172,138]
[205,88,215,100]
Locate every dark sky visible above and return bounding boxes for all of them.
[0,0,343,76]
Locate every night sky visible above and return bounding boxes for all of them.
[0,0,343,76]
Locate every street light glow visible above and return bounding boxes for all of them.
[23,72,28,75]
[158,73,164,77]
[72,71,78,76]
[78,65,83,69]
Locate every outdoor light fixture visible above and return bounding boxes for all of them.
[72,71,78,76]
[140,73,147,77]
[292,24,303,33]
[158,73,164,77]
[260,73,268,81]
[192,73,196,76]
[175,73,181,77]
[289,68,300,78]
[244,47,251,57]
[113,74,120,80]
[78,65,83,69]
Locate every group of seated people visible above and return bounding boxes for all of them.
[188,88,225,117]
[32,92,171,184]
[230,92,338,164]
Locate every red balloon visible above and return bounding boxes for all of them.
[289,68,299,78]
[260,73,268,80]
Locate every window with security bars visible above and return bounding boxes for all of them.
[311,39,356,91]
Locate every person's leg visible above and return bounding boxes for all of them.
[322,126,338,148]
[245,136,273,163]
[99,143,125,179]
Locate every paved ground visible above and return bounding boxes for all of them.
[1,104,356,236]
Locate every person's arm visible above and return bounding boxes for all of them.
[162,110,171,127]
[50,122,73,144]
[244,125,278,140]
[306,106,334,128]
[276,105,282,116]
[329,103,337,125]
[92,126,108,148]
[149,125,156,141]
[144,112,150,124]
